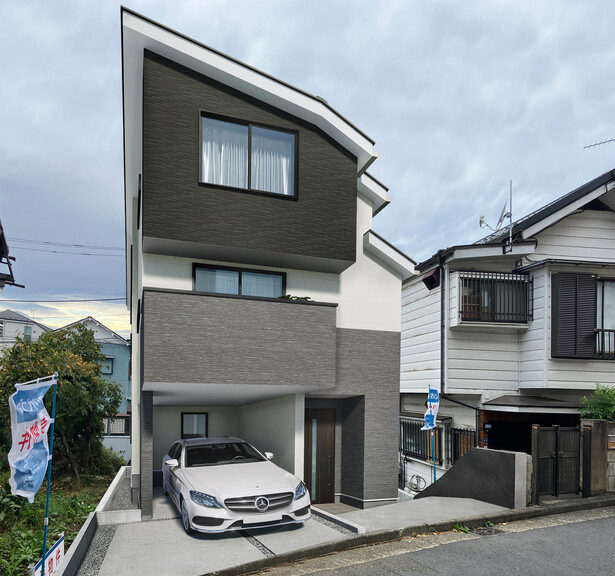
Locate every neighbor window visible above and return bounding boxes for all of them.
[194,265,284,299]
[182,413,208,440]
[597,279,615,359]
[201,115,295,196]
[101,356,114,375]
[460,272,532,323]
[24,325,32,342]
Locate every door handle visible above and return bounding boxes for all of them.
[327,456,332,484]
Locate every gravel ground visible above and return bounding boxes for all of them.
[75,475,136,576]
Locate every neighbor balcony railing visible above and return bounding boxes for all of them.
[459,271,533,323]
[596,329,615,360]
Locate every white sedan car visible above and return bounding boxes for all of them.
[161,437,311,534]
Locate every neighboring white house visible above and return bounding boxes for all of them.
[0,309,50,351]
[400,169,615,491]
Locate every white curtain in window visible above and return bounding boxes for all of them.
[599,281,615,329]
[242,272,283,298]
[195,269,239,295]
[202,117,248,188]
[251,126,294,196]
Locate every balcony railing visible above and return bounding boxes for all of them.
[459,272,532,324]
[596,329,615,360]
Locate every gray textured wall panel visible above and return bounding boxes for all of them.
[335,328,400,503]
[142,290,337,388]
[142,51,356,265]
[140,390,153,518]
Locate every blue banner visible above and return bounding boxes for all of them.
[8,376,55,503]
[421,386,440,430]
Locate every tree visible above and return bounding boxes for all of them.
[580,384,615,421]
[0,325,122,481]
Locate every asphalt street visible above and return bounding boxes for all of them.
[257,507,615,576]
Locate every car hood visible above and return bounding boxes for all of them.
[182,461,298,496]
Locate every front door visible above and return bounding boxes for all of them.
[304,409,335,504]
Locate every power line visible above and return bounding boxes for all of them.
[11,246,124,257]
[7,237,123,250]
[0,297,125,303]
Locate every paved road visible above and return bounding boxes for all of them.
[260,507,615,576]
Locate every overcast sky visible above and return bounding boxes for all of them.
[1,0,615,336]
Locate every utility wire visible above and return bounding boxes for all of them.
[7,237,123,250]
[11,246,123,257]
[0,298,125,303]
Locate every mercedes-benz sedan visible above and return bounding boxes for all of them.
[161,437,311,534]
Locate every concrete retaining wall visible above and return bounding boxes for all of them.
[414,448,530,509]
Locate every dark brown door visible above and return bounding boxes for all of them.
[304,409,335,504]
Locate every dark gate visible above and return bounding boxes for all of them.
[531,425,580,503]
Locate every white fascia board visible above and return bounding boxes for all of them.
[357,173,390,215]
[521,180,615,240]
[447,243,536,262]
[363,231,416,280]
[121,11,376,173]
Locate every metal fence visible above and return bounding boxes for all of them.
[447,427,475,464]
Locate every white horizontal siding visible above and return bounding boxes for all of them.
[547,359,615,389]
[446,328,520,392]
[533,211,615,262]
[519,268,547,388]
[401,277,441,392]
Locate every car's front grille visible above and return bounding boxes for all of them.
[225,492,293,512]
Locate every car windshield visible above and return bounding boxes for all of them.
[185,442,266,467]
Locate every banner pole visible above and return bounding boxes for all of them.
[432,429,437,483]
[41,373,58,576]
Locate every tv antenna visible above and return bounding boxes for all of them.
[479,180,513,252]
[584,137,615,150]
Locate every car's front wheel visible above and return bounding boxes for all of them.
[181,498,194,534]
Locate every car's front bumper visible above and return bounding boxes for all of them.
[187,496,311,534]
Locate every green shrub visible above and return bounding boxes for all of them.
[580,384,615,421]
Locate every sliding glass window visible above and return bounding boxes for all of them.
[201,115,295,196]
[194,265,284,299]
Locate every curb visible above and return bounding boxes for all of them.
[201,493,615,576]
[311,506,365,534]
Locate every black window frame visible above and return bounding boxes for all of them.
[199,111,299,200]
[193,263,286,299]
[181,412,209,440]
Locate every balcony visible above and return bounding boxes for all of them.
[140,289,337,402]
[596,329,615,360]
[451,271,532,327]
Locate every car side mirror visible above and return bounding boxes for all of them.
[165,459,179,467]
[264,452,274,460]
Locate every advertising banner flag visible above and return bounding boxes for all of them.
[421,387,440,430]
[8,375,56,503]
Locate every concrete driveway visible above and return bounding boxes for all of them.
[95,488,349,576]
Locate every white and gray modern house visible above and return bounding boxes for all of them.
[400,169,615,490]
[121,9,415,518]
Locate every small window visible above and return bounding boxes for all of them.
[194,265,284,299]
[24,325,32,342]
[0,322,4,338]
[181,412,208,440]
[201,115,295,196]
[101,356,114,375]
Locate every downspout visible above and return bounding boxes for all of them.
[439,253,480,448]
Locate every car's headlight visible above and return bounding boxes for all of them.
[190,490,222,508]
[294,481,308,501]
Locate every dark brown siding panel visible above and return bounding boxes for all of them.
[142,290,337,389]
[552,272,597,359]
[142,51,356,267]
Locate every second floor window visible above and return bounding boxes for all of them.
[597,279,615,359]
[460,272,532,323]
[201,115,296,196]
[194,265,284,299]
